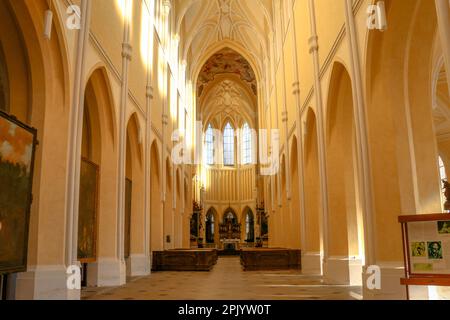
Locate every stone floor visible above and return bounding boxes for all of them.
[82,257,362,300]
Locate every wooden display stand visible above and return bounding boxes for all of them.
[399,214,450,299]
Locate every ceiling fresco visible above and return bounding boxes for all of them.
[197,47,257,97]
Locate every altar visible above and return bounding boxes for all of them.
[219,211,241,251]
[220,238,240,251]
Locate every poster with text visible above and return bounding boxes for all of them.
[408,220,450,275]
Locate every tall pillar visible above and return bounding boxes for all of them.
[138,83,153,276]
[266,32,277,246]
[129,7,154,274]
[64,0,92,299]
[162,112,168,248]
[288,1,312,272]
[161,0,171,250]
[435,0,450,94]
[237,126,242,219]
[115,0,132,286]
[278,6,291,202]
[307,0,329,274]
[14,0,91,300]
[344,0,405,298]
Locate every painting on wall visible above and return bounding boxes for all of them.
[0,110,37,274]
[77,159,99,263]
[197,47,257,97]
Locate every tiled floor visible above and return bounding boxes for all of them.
[82,257,362,300]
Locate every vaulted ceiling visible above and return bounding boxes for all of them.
[175,0,273,83]
[197,47,257,97]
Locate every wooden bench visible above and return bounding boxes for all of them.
[152,249,217,271]
[171,248,219,264]
[240,248,302,271]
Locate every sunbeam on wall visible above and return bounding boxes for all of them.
[117,0,133,21]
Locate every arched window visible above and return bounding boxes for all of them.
[241,123,252,165]
[245,211,254,242]
[206,210,215,244]
[223,122,235,166]
[205,124,214,165]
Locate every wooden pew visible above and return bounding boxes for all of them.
[240,248,302,271]
[171,248,218,264]
[152,249,217,271]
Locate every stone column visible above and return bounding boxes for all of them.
[161,0,171,250]
[288,1,308,264]
[115,0,132,286]
[14,0,92,300]
[141,83,153,275]
[344,0,376,269]
[308,0,330,270]
[65,0,92,269]
[344,0,406,298]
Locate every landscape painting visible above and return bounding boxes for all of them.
[0,111,36,274]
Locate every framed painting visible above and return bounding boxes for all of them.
[77,158,99,263]
[0,110,37,274]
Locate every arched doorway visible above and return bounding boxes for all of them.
[175,168,182,248]
[78,68,117,287]
[325,62,363,285]
[164,157,173,249]
[150,141,162,251]
[183,178,190,247]
[0,0,69,299]
[243,208,255,245]
[364,0,444,298]
[280,154,289,247]
[205,208,217,246]
[303,108,322,274]
[290,136,301,249]
[125,114,144,276]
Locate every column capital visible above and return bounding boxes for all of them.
[282,111,288,123]
[308,36,319,53]
[122,43,133,61]
[162,114,169,125]
[146,85,154,99]
[292,81,300,96]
